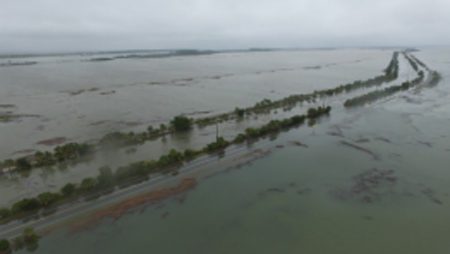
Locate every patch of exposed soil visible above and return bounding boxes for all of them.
[70,178,197,233]
[36,137,67,146]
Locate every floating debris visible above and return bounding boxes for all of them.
[161,211,170,219]
[64,87,99,96]
[99,90,116,95]
[290,141,309,148]
[417,141,433,148]
[90,120,110,126]
[354,138,370,143]
[421,188,443,205]
[303,65,322,70]
[327,125,345,137]
[362,215,374,221]
[297,187,312,195]
[331,168,397,203]
[266,187,285,193]
[0,104,16,108]
[374,137,392,144]
[339,140,380,160]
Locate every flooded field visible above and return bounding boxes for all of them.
[0,48,392,205]
[2,47,450,253]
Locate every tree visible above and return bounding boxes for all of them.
[12,237,24,252]
[23,227,39,252]
[205,137,229,152]
[80,177,97,192]
[11,198,41,214]
[158,149,184,167]
[34,151,55,167]
[23,228,38,243]
[0,239,10,253]
[15,158,31,171]
[0,208,11,220]
[97,166,114,188]
[183,149,198,160]
[61,183,76,197]
[234,107,245,118]
[170,115,192,132]
[37,192,60,207]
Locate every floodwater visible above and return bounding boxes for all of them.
[0,48,393,205]
[3,47,450,253]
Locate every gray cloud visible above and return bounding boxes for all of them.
[1,0,449,53]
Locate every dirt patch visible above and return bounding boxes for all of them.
[70,178,197,233]
[36,137,67,146]
[12,149,36,155]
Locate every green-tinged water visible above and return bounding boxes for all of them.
[23,69,450,253]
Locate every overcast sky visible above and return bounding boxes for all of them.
[1,0,449,53]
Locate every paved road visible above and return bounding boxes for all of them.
[0,143,268,239]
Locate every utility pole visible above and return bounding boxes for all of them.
[216,122,219,142]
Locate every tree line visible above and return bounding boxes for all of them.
[0,106,331,227]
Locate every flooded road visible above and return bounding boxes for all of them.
[2,47,450,253]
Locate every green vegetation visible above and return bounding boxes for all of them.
[37,192,60,207]
[11,198,41,214]
[234,107,245,118]
[14,158,31,172]
[53,143,92,162]
[0,239,10,253]
[171,115,193,132]
[409,54,430,71]
[0,208,11,220]
[61,183,76,197]
[0,143,94,173]
[0,52,401,175]
[196,52,398,127]
[204,137,230,153]
[427,71,442,87]
[344,51,442,107]
[344,71,425,107]
[99,132,147,147]
[0,106,331,226]
[11,227,39,252]
[403,53,419,72]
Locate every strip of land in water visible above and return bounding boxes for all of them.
[0,50,443,251]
